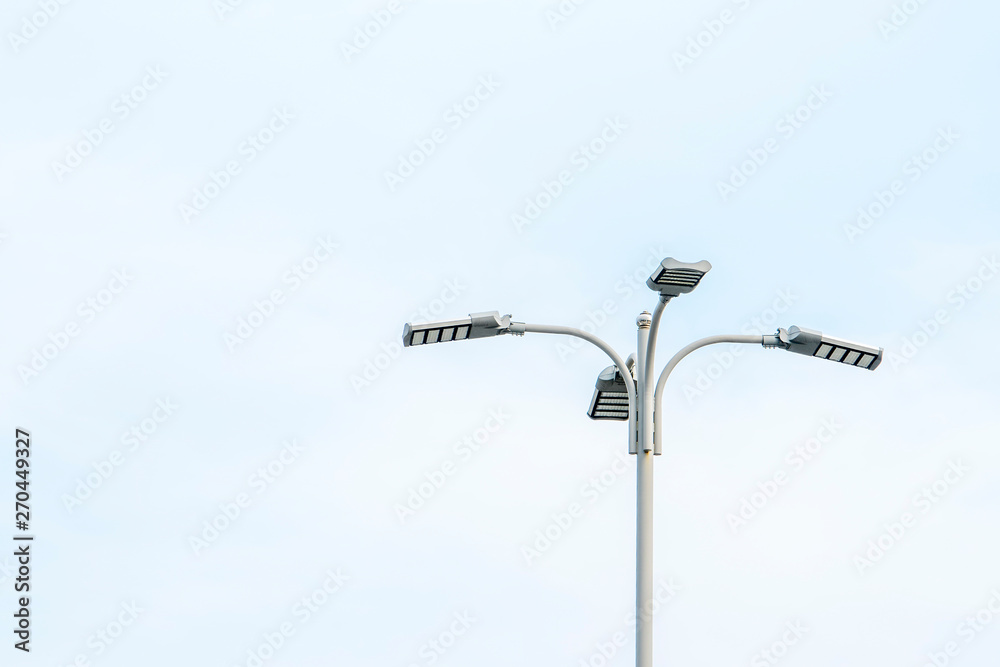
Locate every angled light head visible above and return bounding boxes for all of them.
[587,363,634,421]
[646,258,712,298]
[403,311,513,347]
[777,326,883,370]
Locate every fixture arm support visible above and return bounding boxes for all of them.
[522,323,637,453]
[652,334,775,452]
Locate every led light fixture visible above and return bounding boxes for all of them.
[646,258,712,298]
[774,325,883,370]
[588,357,636,421]
[402,311,519,347]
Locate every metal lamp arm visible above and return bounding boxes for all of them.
[652,334,773,452]
[638,299,668,453]
[521,323,637,453]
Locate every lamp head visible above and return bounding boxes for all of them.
[774,325,883,370]
[646,258,712,298]
[403,311,518,347]
[587,359,635,421]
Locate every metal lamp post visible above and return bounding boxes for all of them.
[401,256,883,667]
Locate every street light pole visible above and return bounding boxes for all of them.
[519,317,656,667]
[401,256,884,667]
[635,311,654,667]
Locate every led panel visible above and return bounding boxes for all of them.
[403,318,474,347]
[646,258,712,297]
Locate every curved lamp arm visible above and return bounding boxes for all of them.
[638,298,668,453]
[522,323,637,453]
[652,334,775,453]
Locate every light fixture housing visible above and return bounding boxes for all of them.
[587,356,636,421]
[402,311,518,347]
[646,258,712,298]
[774,326,883,370]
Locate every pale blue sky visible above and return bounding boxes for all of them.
[1,0,998,665]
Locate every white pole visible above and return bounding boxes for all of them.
[635,312,653,667]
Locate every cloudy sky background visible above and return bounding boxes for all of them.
[1,0,998,665]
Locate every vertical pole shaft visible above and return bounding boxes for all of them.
[635,312,653,667]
